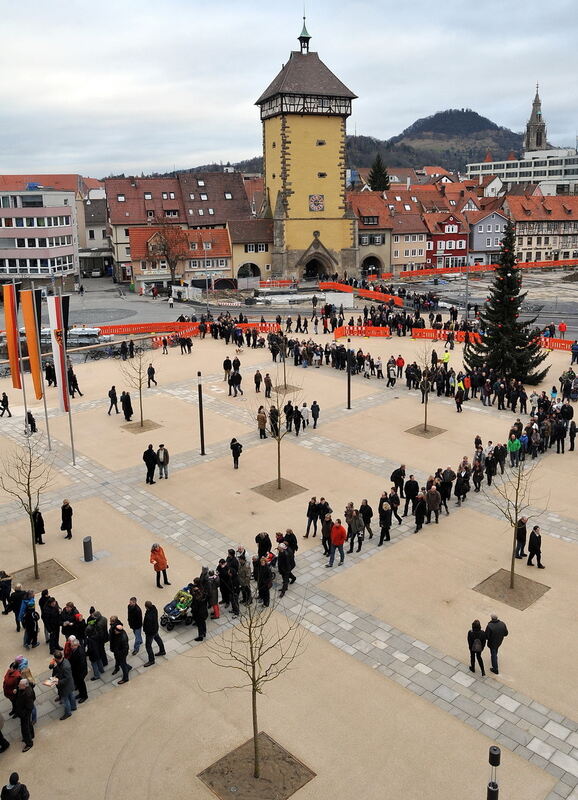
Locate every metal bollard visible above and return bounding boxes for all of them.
[83,536,93,563]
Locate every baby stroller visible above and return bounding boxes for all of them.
[160,588,193,631]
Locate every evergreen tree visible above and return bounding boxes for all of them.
[367,153,390,191]
[464,221,548,384]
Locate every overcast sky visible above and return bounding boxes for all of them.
[0,0,576,177]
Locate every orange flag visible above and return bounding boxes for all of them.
[2,284,21,390]
[21,289,43,400]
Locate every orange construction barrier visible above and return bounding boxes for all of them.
[98,322,201,336]
[319,282,354,293]
[399,258,578,280]
[236,322,281,333]
[334,325,391,339]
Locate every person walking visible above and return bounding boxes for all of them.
[527,525,544,568]
[254,370,262,393]
[326,518,347,568]
[107,386,119,415]
[0,773,30,800]
[347,509,365,553]
[13,679,35,752]
[51,650,77,718]
[515,517,528,559]
[321,512,333,556]
[0,393,12,418]
[390,465,406,498]
[359,499,373,538]
[304,497,318,538]
[127,597,143,655]
[277,543,295,597]
[311,400,320,428]
[257,407,267,440]
[467,619,486,677]
[484,614,508,675]
[147,363,157,388]
[156,444,169,480]
[150,544,170,588]
[143,444,158,484]
[60,500,73,539]
[142,601,166,665]
[230,438,243,469]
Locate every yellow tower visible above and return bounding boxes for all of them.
[256,21,358,279]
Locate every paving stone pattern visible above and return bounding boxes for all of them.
[1,377,577,799]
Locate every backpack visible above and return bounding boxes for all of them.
[472,637,482,653]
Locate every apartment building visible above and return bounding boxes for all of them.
[0,187,78,288]
[505,196,578,262]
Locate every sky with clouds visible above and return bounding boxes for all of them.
[0,0,576,177]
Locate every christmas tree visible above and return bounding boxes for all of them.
[464,220,549,384]
[368,153,390,191]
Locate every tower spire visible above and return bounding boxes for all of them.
[298,16,311,53]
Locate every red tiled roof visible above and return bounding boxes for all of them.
[347,191,393,228]
[0,173,88,195]
[423,166,453,177]
[484,151,494,162]
[83,177,104,190]
[105,178,184,225]
[177,172,251,226]
[129,226,231,260]
[505,195,578,221]
[421,212,469,235]
[389,213,428,235]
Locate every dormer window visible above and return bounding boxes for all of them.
[200,193,208,201]
[144,192,152,200]
[224,192,232,200]
[117,194,125,202]
[197,180,205,187]
[203,242,212,250]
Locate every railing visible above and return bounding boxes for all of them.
[319,282,403,307]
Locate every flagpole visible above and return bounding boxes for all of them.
[12,279,30,436]
[58,287,76,466]
[31,282,52,451]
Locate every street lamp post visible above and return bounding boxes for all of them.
[197,370,206,456]
[346,337,352,410]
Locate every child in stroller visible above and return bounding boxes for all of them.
[160,586,194,631]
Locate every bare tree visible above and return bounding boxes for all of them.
[418,343,434,433]
[249,360,301,491]
[204,596,306,778]
[0,436,53,579]
[149,219,190,285]
[483,458,544,589]
[120,346,151,427]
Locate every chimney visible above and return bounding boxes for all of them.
[479,176,482,186]
[440,185,446,196]
[406,177,410,190]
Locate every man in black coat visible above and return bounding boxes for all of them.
[107,385,119,415]
[68,640,88,702]
[304,497,319,538]
[110,624,132,683]
[403,475,419,516]
[277,544,295,597]
[127,597,143,655]
[143,444,158,485]
[527,525,544,569]
[42,597,61,653]
[142,601,166,667]
[9,585,26,633]
[13,679,35,751]
[484,614,509,674]
[515,516,528,559]
[390,465,406,498]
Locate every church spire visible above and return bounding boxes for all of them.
[525,83,546,152]
[298,16,311,53]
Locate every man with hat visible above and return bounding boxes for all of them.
[156,444,170,479]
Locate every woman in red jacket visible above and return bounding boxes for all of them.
[150,544,171,589]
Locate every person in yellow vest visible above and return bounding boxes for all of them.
[442,351,451,371]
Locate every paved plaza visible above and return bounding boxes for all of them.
[1,329,577,799]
